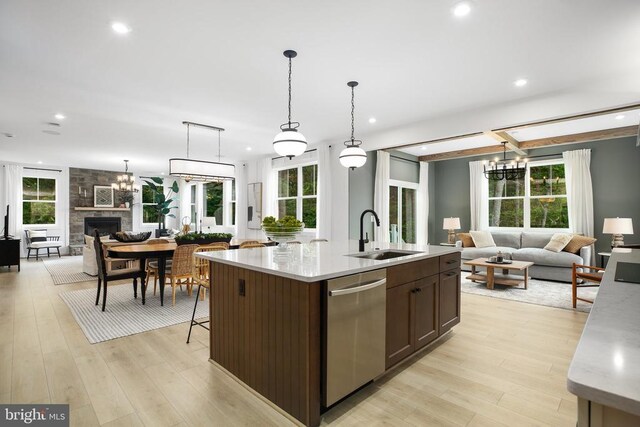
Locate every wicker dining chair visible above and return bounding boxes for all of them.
[186,245,226,343]
[239,243,265,249]
[146,238,173,295]
[149,244,198,306]
[238,240,260,248]
[204,241,230,250]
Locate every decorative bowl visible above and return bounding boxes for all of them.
[110,231,152,243]
[262,224,304,248]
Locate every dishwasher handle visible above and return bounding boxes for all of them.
[329,278,386,296]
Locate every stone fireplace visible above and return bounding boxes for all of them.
[84,217,121,237]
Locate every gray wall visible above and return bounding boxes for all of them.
[431,136,640,254]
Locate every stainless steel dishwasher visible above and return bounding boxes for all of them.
[325,268,386,406]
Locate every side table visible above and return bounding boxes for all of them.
[598,252,611,268]
[0,238,21,271]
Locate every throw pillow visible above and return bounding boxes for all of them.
[469,231,496,248]
[457,232,475,248]
[544,233,573,252]
[563,235,597,254]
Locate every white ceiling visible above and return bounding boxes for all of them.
[1,0,640,174]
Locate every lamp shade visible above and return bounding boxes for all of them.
[339,146,367,169]
[169,158,235,182]
[443,217,461,230]
[273,129,307,158]
[603,217,634,234]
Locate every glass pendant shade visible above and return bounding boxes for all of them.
[112,160,138,192]
[273,128,307,159]
[339,145,367,169]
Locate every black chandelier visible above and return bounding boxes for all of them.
[483,142,528,181]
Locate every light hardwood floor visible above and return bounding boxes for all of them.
[0,260,588,426]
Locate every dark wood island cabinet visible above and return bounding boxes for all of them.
[199,242,461,426]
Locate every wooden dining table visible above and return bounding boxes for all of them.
[108,242,177,306]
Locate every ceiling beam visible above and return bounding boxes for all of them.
[483,130,527,156]
[419,125,638,162]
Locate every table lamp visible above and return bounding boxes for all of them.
[602,217,634,248]
[443,217,461,244]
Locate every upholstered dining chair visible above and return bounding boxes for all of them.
[25,229,62,260]
[186,245,226,343]
[93,230,146,312]
[150,244,198,306]
[572,263,605,308]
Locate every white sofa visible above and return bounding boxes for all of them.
[456,231,592,283]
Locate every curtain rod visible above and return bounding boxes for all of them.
[271,148,317,161]
[23,166,62,172]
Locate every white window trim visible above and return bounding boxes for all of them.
[487,158,570,232]
[22,175,59,228]
[388,179,418,243]
[274,161,318,231]
[141,183,165,226]
[202,181,234,227]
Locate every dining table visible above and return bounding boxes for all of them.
[108,242,177,306]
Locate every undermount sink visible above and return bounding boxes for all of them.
[347,249,423,261]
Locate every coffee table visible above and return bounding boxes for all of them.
[464,257,534,290]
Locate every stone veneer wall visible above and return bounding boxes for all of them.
[69,167,133,246]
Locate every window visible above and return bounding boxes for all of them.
[142,184,162,224]
[230,180,236,226]
[204,182,224,225]
[22,177,56,225]
[189,185,197,225]
[389,180,417,243]
[489,160,568,229]
[277,163,317,229]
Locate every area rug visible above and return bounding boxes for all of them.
[461,272,598,313]
[42,256,93,285]
[59,283,209,343]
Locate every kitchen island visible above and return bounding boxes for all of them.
[196,240,461,426]
[568,248,640,426]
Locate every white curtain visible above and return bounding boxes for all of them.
[374,151,390,242]
[235,164,248,237]
[1,164,23,239]
[469,160,488,231]
[317,144,332,239]
[563,149,594,261]
[416,161,429,245]
[261,156,276,219]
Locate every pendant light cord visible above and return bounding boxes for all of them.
[186,123,190,159]
[351,85,355,142]
[218,129,221,162]
[287,56,292,127]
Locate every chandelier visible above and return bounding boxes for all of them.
[483,142,527,181]
[339,81,367,170]
[169,121,235,182]
[111,160,138,192]
[273,50,307,159]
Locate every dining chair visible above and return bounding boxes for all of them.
[186,245,226,343]
[145,238,172,292]
[310,238,328,243]
[93,230,146,311]
[239,240,260,248]
[287,241,302,245]
[204,241,230,250]
[572,263,605,308]
[150,244,198,306]
[239,243,265,249]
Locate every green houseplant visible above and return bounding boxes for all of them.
[143,177,179,237]
[174,232,233,246]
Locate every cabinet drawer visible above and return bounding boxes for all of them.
[387,257,439,289]
[440,252,461,272]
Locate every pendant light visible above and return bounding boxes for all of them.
[169,121,235,182]
[273,50,307,159]
[483,141,527,181]
[111,160,138,192]
[339,81,367,170]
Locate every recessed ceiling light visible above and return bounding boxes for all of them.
[369,117,377,124]
[111,22,131,35]
[615,114,625,120]
[37,161,43,164]
[452,1,472,17]
[421,146,427,150]
[514,78,528,87]
[54,113,65,120]
[160,172,165,175]
[246,147,252,151]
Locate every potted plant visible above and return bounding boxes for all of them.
[143,177,179,238]
[117,190,134,208]
[174,232,233,246]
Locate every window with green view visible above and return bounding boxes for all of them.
[276,163,318,228]
[22,177,56,225]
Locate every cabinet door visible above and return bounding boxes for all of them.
[386,281,415,369]
[414,275,439,351]
[439,270,461,334]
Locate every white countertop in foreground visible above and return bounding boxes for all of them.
[195,240,459,282]
[567,248,640,415]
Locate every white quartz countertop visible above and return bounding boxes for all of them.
[567,248,640,415]
[195,240,459,282]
